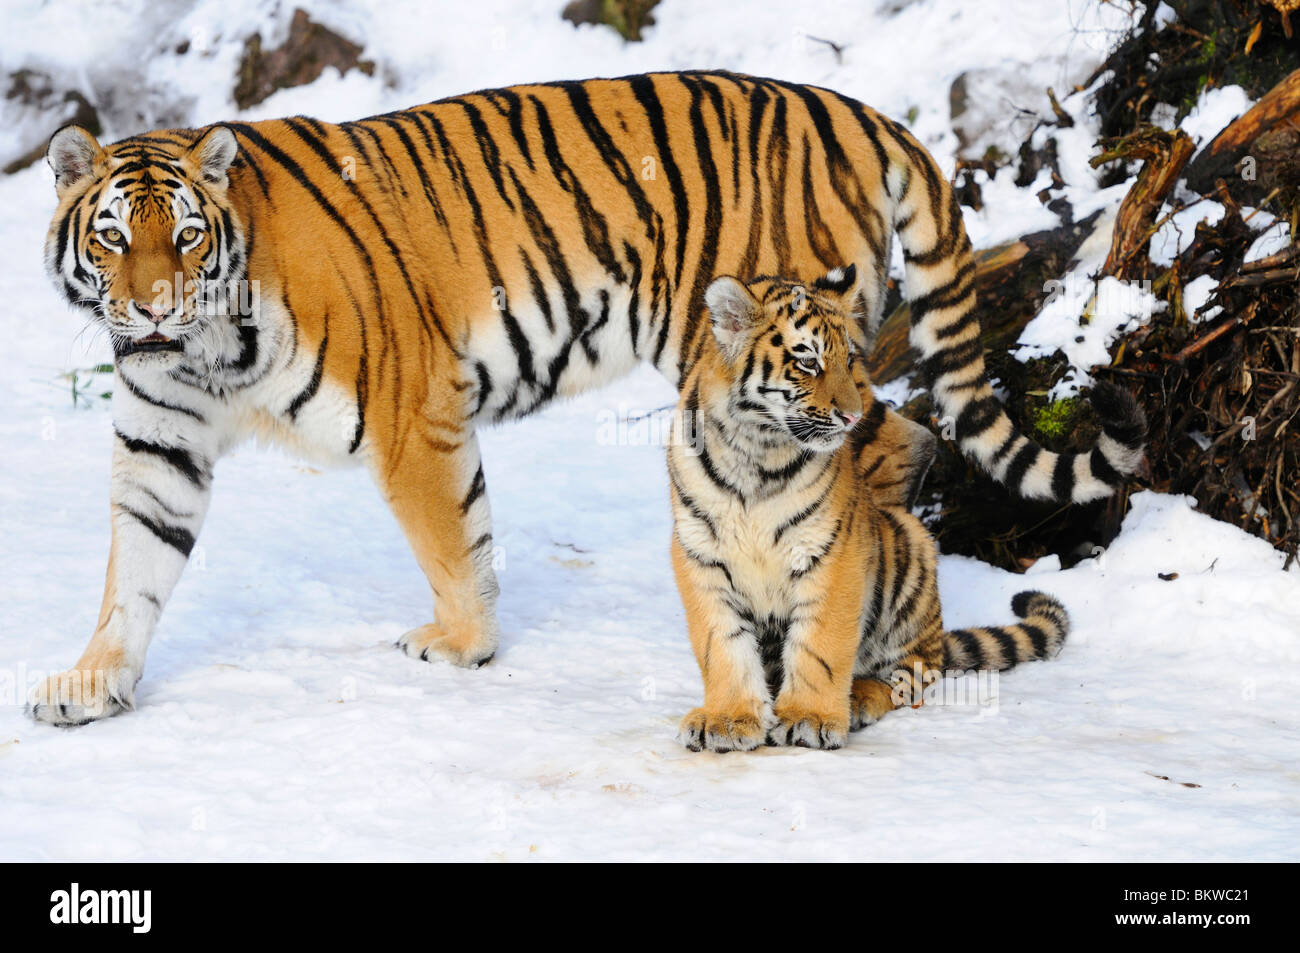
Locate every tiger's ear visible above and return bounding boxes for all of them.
[187,125,239,189]
[813,263,859,300]
[47,125,104,196]
[705,276,762,356]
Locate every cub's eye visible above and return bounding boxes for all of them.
[178,226,201,246]
[796,357,820,375]
[99,227,124,247]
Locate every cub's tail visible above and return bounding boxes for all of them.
[882,119,1146,504]
[943,591,1070,671]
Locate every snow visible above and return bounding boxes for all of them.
[2,0,1298,862]
[1243,210,1292,264]
[1014,207,1167,399]
[961,166,1062,249]
[1182,273,1220,324]
[1151,199,1226,266]
[1181,84,1253,157]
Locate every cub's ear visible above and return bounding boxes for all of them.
[813,263,858,299]
[705,276,762,355]
[47,125,104,196]
[187,125,239,188]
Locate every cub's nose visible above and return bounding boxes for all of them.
[835,409,861,429]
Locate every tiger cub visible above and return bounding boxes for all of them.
[668,265,1092,751]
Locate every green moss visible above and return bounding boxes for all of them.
[1027,396,1082,442]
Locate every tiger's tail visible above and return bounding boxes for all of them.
[943,591,1070,671]
[883,122,1145,504]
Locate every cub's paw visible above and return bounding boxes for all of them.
[677,708,768,753]
[28,665,138,727]
[767,704,848,750]
[398,622,497,669]
[849,677,900,731]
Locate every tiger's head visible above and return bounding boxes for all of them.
[43,124,246,369]
[705,264,866,453]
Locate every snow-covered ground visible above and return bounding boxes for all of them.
[2,0,1298,861]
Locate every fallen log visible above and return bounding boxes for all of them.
[1184,67,1300,196]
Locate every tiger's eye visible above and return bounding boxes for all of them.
[101,227,123,244]
[179,226,200,245]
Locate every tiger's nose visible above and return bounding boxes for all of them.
[135,301,167,323]
[835,409,861,429]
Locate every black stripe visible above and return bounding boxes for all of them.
[992,629,1020,667]
[773,80,887,263]
[119,505,195,557]
[1050,452,1075,501]
[773,488,829,543]
[756,449,812,485]
[520,252,555,334]
[287,329,328,420]
[799,643,835,681]
[919,338,983,387]
[455,98,516,211]
[1019,623,1049,657]
[911,265,976,326]
[791,517,842,578]
[529,95,626,285]
[629,76,689,294]
[955,396,1002,441]
[1002,443,1041,493]
[116,430,208,487]
[687,554,735,589]
[117,373,205,423]
[472,361,493,416]
[483,88,535,170]
[1090,447,1122,487]
[669,469,719,540]
[672,75,726,383]
[947,629,984,668]
[375,115,452,236]
[695,444,745,501]
[461,466,486,514]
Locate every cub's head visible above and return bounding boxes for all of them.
[705,264,866,453]
[43,124,246,368]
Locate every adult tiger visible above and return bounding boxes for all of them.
[33,71,1141,724]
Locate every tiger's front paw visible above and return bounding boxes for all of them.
[767,703,848,750]
[27,664,138,727]
[398,622,497,669]
[677,707,769,753]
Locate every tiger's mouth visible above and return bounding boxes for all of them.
[786,418,847,452]
[116,332,183,359]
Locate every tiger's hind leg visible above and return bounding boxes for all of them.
[849,632,944,731]
[376,420,500,670]
[850,508,946,731]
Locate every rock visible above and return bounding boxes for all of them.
[949,68,1042,162]
[562,0,659,42]
[1,69,101,175]
[233,8,375,111]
